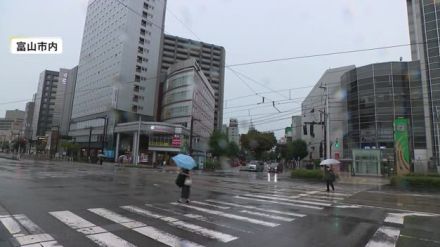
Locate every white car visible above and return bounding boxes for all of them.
[246,161,264,172]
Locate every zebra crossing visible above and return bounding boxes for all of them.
[0,188,361,247]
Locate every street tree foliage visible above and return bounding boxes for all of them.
[227,141,240,158]
[208,130,240,158]
[60,140,80,156]
[280,139,308,161]
[240,129,277,160]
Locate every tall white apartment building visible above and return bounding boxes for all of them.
[70,0,166,152]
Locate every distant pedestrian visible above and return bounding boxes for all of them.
[175,168,191,203]
[324,166,335,192]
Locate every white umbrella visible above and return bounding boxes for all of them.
[320,159,340,166]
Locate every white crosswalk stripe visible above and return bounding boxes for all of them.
[88,208,204,247]
[121,205,238,243]
[144,204,254,234]
[0,214,62,247]
[234,195,324,210]
[190,201,231,209]
[239,210,296,222]
[171,202,280,227]
[242,193,332,207]
[50,210,136,247]
[205,199,306,217]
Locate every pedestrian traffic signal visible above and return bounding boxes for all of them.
[335,138,340,148]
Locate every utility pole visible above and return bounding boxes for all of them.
[134,115,141,165]
[101,116,108,155]
[319,83,330,159]
[189,116,194,156]
[87,126,93,161]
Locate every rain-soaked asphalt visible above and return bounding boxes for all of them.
[0,157,439,247]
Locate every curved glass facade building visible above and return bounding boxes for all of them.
[341,61,426,161]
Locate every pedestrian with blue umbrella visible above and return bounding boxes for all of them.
[172,154,196,203]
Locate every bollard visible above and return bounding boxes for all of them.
[274,173,278,182]
[267,172,271,182]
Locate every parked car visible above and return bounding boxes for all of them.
[246,160,264,172]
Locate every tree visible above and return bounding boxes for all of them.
[227,142,240,158]
[60,140,80,157]
[208,130,229,157]
[240,129,277,160]
[281,139,308,161]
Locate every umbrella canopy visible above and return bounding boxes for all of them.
[320,159,340,166]
[172,154,196,170]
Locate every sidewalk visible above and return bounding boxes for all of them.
[337,171,390,186]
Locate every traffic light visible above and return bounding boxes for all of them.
[335,138,340,149]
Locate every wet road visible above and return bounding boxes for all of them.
[0,158,439,247]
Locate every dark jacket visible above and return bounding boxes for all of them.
[175,169,190,187]
[324,169,336,181]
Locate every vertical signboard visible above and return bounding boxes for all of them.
[394,118,411,175]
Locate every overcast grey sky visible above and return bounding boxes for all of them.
[0,0,410,137]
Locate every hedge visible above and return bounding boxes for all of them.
[390,174,440,189]
[291,169,323,180]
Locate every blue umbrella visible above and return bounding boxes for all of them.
[172,154,196,170]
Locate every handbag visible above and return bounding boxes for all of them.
[184,178,192,186]
[175,173,185,187]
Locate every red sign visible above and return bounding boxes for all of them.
[172,136,181,147]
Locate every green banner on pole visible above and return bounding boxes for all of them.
[394,118,411,175]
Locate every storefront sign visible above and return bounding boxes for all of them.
[172,136,181,147]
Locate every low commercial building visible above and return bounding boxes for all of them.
[161,58,215,167]
[301,65,355,160]
[341,61,426,175]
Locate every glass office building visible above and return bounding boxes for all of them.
[341,61,426,171]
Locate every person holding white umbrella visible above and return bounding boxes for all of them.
[320,159,339,192]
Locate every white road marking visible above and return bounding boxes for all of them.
[121,205,237,243]
[0,214,62,247]
[242,194,331,207]
[239,210,295,222]
[365,226,400,247]
[205,199,306,217]
[334,205,362,208]
[171,202,279,227]
[50,210,135,247]
[384,212,437,225]
[13,214,44,234]
[0,216,22,236]
[89,208,204,247]
[184,214,207,220]
[234,196,323,210]
[15,234,54,246]
[22,240,62,247]
[144,204,253,234]
[191,201,231,209]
